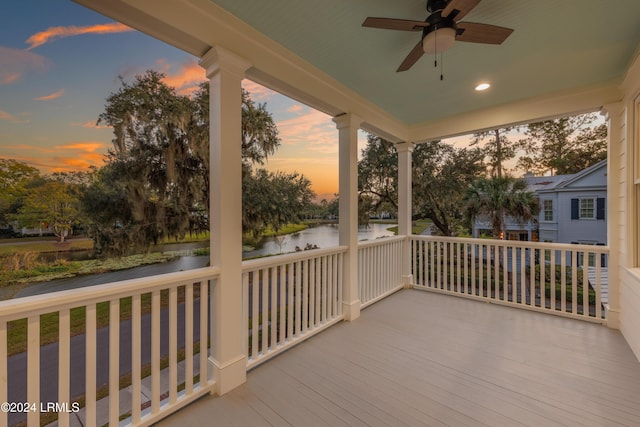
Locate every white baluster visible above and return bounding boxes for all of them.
[109,299,120,424]
[58,309,70,427]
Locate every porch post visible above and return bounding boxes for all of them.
[333,113,362,321]
[199,46,249,394]
[396,142,415,287]
[602,102,623,329]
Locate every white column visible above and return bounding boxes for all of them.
[602,102,623,329]
[333,113,362,321]
[199,46,249,394]
[396,142,415,287]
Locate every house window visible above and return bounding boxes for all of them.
[543,240,553,262]
[543,200,553,221]
[577,241,597,267]
[571,197,605,220]
[580,198,595,219]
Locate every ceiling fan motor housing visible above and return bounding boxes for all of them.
[422,3,458,54]
[426,0,450,13]
[362,0,514,71]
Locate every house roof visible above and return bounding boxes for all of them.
[523,175,569,192]
[524,159,607,193]
[73,0,640,142]
[554,159,607,189]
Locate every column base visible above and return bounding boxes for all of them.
[209,354,247,395]
[342,299,361,321]
[605,305,620,329]
[402,274,414,289]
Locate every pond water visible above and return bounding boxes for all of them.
[243,223,396,258]
[10,223,396,298]
[38,224,396,263]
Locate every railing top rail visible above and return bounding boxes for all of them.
[0,266,220,321]
[410,234,609,253]
[242,245,348,271]
[358,235,406,249]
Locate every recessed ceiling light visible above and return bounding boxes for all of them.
[475,82,491,91]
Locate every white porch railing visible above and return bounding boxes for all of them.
[242,247,346,369]
[358,236,405,308]
[410,236,609,323]
[0,267,217,427]
[0,235,614,426]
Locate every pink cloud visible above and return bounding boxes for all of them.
[0,46,50,85]
[276,109,338,154]
[25,22,133,50]
[34,89,64,101]
[0,141,108,173]
[156,58,206,95]
[54,142,106,152]
[287,104,304,113]
[242,80,277,102]
[52,157,99,170]
[2,73,20,84]
[0,110,29,124]
[72,120,111,129]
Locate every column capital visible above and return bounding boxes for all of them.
[199,45,251,79]
[333,113,363,130]
[600,102,624,121]
[395,141,415,153]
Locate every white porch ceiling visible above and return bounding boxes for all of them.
[208,0,640,122]
[74,0,640,141]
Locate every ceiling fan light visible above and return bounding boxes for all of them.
[422,27,456,54]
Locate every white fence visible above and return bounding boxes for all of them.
[410,236,609,322]
[242,247,346,369]
[358,236,405,308]
[0,267,217,427]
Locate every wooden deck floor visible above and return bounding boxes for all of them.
[159,289,640,426]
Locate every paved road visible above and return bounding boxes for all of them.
[0,238,92,247]
[7,298,205,426]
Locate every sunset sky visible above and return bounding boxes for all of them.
[0,0,356,201]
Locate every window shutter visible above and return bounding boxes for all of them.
[596,198,605,220]
[571,198,579,220]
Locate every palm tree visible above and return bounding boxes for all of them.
[465,176,539,240]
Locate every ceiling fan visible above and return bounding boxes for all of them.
[363,0,514,72]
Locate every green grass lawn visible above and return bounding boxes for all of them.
[159,231,210,244]
[0,238,94,256]
[242,223,309,248]
[0,252,176,289]
[386,219,433,235]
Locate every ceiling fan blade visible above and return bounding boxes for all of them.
[362,17,428,31]
[442,0,481,21]
[456,22,514,44]
[397,41,424,72]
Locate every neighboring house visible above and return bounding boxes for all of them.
[471,160,607,247]
[535,160,607,247]
[472,212,539,241]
